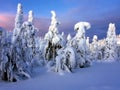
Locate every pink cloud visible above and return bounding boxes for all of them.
[0,13,15,31]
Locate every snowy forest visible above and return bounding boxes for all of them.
[0,3,120,82]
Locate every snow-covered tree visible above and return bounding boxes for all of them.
[44,11,64,61]
[0,40,13,81]
[0,28,16,81]
[64,46,76,70]
[16,10,42,69]
[12,3,23,43]
[66,33,72,46]
[104,23,117,61]
[71,22,91,68]
[49,46,76,74]
[0,4,43,82]
[86,37,90,49]
[28,10,34,23]
[90,35,99,60]
[6,7,36,82]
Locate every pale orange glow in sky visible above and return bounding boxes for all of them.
[0,15,8,22]
[0,14,14,31]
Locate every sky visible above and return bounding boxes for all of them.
[0,0,120,39]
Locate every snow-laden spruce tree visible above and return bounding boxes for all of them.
[0,26,17,82]
[86,37,90,49]
[90,35,99,60]
[0,29,9,81]
[71,22,91,68]
[48,33,76,74]
[85,37,92,60]
[44,11,64,61]
[19,10,43,69]
[1,39,17,81]
[104,23,117,61]
[48,46,76,74]
[3,5,35,82]
[22,10,43,67]
[66,33,72,46]
[12,3,23,43]
[0,29,21,82]
[1,4,42,82]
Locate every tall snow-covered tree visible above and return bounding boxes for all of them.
[104,23,117,61]
[21,10,42,67]
[44,11,64,61]
[28,10,34,23]
[66,33,72,46]
[71,22,91,68]
[90,35,99,60]
[12,3,24,43]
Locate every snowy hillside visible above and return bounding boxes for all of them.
[0,62,120,90]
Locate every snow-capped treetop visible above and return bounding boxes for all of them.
[45,10,61,42]
[86,37,89,42]
[12,3,23,43]
[107,23,116,38]
[106,23,117,46]
[86,37,90,47]
[17,3,23,14]
[74,22,91,39]
[15,3,23,28]
[74,22,91,31]
[108,23,116,32]
[93,35,98,42]
[28,10,34,23]
[49,10,60,33]
[67,34,72,41]
[61,32,64,36]
[51,10,56,19]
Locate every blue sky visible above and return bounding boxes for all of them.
[0,0,120,39]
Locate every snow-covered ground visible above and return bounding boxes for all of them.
[0,61,120,90]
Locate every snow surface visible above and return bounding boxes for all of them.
[0,62,120,90]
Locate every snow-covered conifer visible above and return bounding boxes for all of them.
[104,23,117,61]
[66,34,72,46]
[71,22,91,68]
[28,10,34,23]
[67,34,72,41]
[12,3,24,43]
[44,11,63,61]
[90,35,99,60]
[52,46,76,74]
[86,37,90,49]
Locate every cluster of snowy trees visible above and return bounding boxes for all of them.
[90,23,119,61]
[0,3,120,82]
[0,3,43,82]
